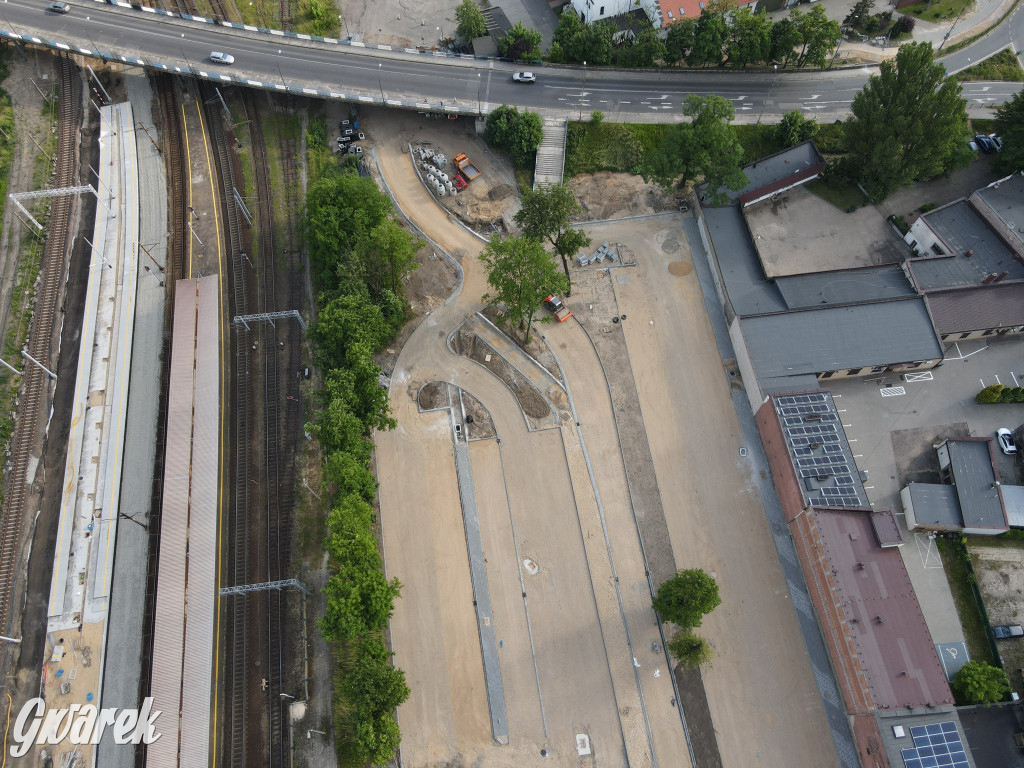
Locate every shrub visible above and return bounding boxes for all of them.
[900,14,916,34]
[976,383,1005,403]
[668,629,714,670]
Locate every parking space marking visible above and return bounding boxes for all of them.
[880,386,906,397]
[914,533,943,570]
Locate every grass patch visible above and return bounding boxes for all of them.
[238,0,281,29]
[564,120,799,180]
[0,56,51,501]
[806,178,866,210]
[955,48,1024,82]
[564,120,671,177]
[938,536,997,667]
[970,118,997,134]
[901,0,974,23]
[515,164,534,192]
[733,124,784,164]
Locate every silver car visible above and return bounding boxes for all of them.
[210,51,235,65]
[512,71,536,84]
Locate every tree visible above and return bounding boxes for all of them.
[652,568,722,628]
[689,9,727,67]
[484,105,544,168]
[667,629,715,669]
[776,111,819,147]
[994,90,1024,173]
[616,26,667,68]
[642,95,746,201]
[770,18,802,67]
[952,660,1011,705]
[310,287,397,370]
[356,219,422,298]
[665,19,696,65]
[352,712,402,766]
[320,543,402,641]
[497,22,542,60]
[479,236,569,343]
[843,0,875,29]
[844,42,971,200]
[794,5,840,68]
[456,0,487,42]
[324,348,395,433]
[345,639,411,716]
[305,173,393,291]
[514,183,592,292]
[726,7,772,68]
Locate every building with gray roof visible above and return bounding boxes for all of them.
[972,172,1024,250]
[900,438,1009,535]
[736,299,942,399]
[775,264,917,308]
[698,140,825,207]
[906,200,1024,290]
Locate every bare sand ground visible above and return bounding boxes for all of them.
[589,215,843,768]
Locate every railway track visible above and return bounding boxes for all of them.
[243,90,287,768]
[0,53,80,681]
[195,79,254,767]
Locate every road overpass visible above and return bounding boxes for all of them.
[0,0,1019,120]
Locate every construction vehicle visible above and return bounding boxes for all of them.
[542,295,572,322]
[453,152,481,182]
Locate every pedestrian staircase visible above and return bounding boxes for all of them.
[534,117,567,188]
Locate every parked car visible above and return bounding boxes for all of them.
[210,51,235,65]
[48,2,70,13]
[988,133,1003,151]
[968,138,979,152]
[993,624,1024,639]
[997,428,1018,455]
[512,71,537,84]
[974,135,994,153]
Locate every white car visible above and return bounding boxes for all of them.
[997,428,1018,455]
[512,71,536,84]
[210,51,235,65]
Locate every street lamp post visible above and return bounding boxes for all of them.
[477,72,482,115]
[437,25,444,44]
[378,62,385,102]
[937,5,968,51]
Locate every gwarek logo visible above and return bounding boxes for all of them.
[8,697,161,757]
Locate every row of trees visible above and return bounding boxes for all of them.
[652,569,722,670]
[304,124,422,765]
[663,5,841,69]
[501,3,840,69]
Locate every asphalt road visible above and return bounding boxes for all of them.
[938,0,1024,75]
[2,0,1020,120]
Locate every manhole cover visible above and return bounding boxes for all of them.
[668,261,693,276]
[523,559,539,575]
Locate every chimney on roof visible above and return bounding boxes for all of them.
[1013,254,1023,264]
[875,615,885,624]
[965,249,974,257]
[850,617,860,623]
[994,271,1009,283]
[857,562,865,569]
[982,273,997,284]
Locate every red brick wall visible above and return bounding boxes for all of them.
[754,399,805,523]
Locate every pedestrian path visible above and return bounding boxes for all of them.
[534,117,567,188]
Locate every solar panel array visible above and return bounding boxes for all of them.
[900,722,969,768]
[776,393,865,508]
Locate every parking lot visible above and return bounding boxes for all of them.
[825,337,1024,659]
